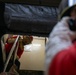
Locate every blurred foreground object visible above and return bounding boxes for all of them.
[45,0,76,75]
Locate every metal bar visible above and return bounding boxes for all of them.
[3,35,20,72]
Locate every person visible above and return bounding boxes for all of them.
[4,34,33,72]
[45,0,76,75]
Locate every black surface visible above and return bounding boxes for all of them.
[4,4,58,37]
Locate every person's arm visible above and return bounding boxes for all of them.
[45,17,76,75]
[7,37,16,44]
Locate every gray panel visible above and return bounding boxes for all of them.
[4,4,58,36]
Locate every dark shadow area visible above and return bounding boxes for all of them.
[19,70,44,75]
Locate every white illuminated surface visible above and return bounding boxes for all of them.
[69,0,76,6]
[24,44,41,52]
[32,44,41,47]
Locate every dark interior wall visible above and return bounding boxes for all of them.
[0,0,61,7]
[0,2,6,73]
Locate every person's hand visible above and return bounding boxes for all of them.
[22,36,33,45]
[7,38,16,44]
